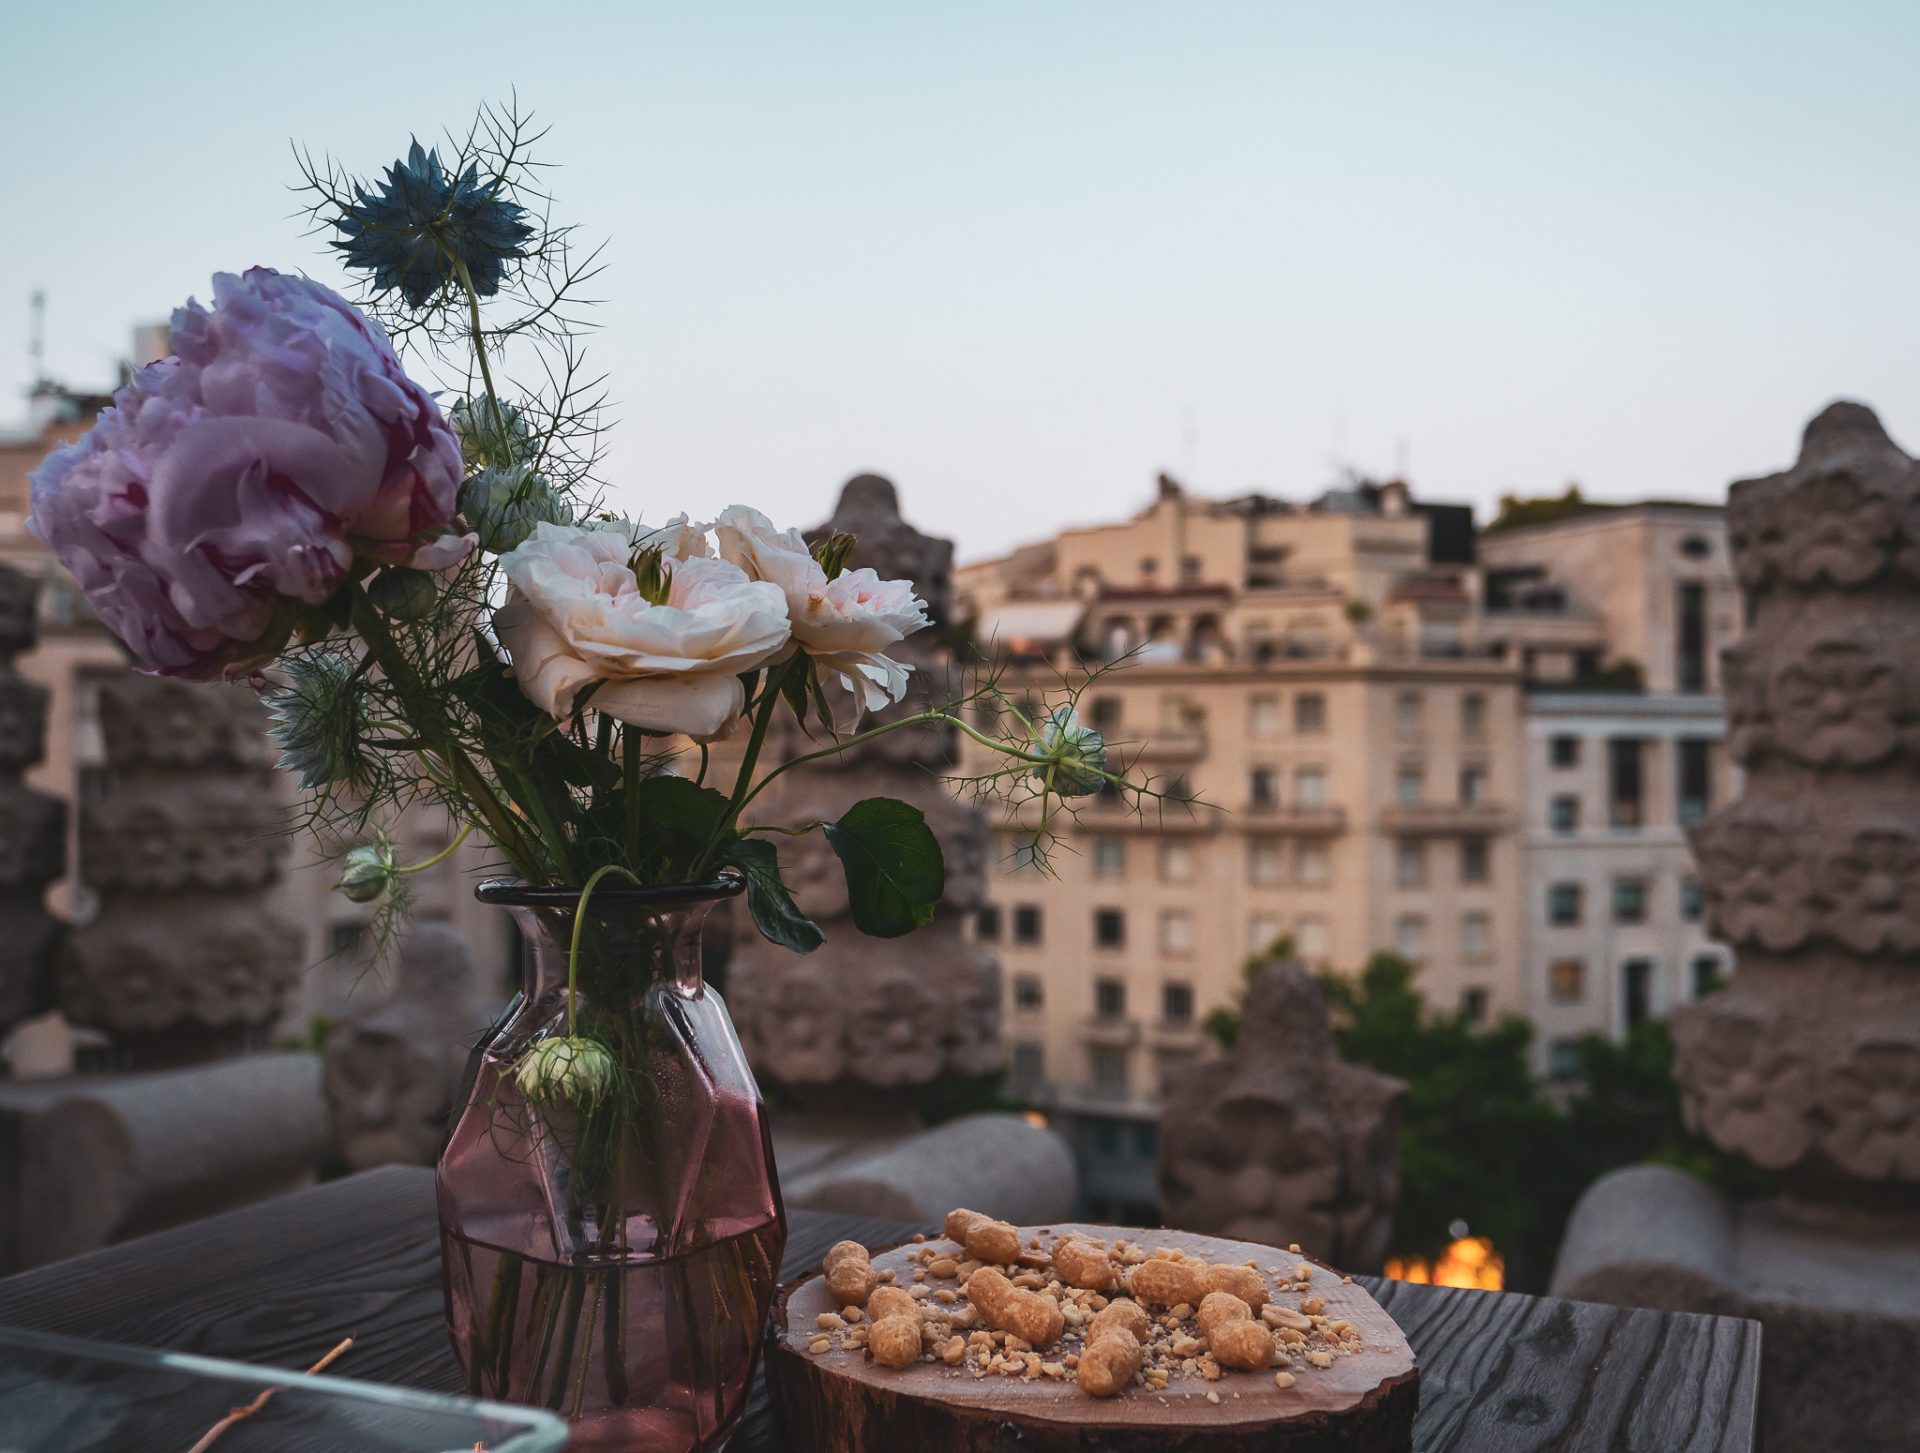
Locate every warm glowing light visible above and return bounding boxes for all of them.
[1020,1110,1050,1130]
[1384,1237,1504,1290]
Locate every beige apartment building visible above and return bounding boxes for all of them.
[0,372,512,1076]
[957,476,1526,1216]
[1478,504,1740,1078]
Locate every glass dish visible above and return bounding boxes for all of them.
[0,1324,568,1452]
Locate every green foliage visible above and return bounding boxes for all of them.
[1293,953,1770,1292]
[725,837,824,953]
[1484,485,1608,534]
[824,798,945,937]
[1320,954,1560,1276]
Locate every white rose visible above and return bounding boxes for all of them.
[494,518,790,739]
[712,505,930,723]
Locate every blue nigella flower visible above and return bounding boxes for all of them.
[331,140,534,307]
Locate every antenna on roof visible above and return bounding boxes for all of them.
[28,289,46,386]
[1394,434,1410,483]
[1182,407,1198,483]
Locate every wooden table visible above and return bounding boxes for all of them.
[0,1167,1760,1451]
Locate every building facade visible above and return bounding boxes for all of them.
[1478,504,1741,1077]
[957,475,1526,1216]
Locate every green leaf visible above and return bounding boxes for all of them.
[636,774,733,846]
[725,838,824,953]
[824,797,944,938]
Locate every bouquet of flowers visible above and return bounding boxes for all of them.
[26,102,1152,1443]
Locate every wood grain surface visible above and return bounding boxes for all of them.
[0,1167,1761,1452]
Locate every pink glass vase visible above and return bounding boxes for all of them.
[438,876,786,1453]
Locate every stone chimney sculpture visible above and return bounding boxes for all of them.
[727,475,1002,1103]
[1552,402,1920,1453]
[1158,959,1405,1272]
[57,675,300,1068]
[0,568,65,1049]
[1678,401,1920,1212]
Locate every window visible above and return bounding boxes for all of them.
[1550,735,1581,769]
[1132,1121,1159,1159]
[1294,693,1326,733]
[1296,842,1331,886]
[1549,794,1580,833]
[1249,840,1285,885]
[1249,767,1279,810]
[1678,738,1713,825]
[1690,954,1726,998]
[1294,765,1328,808]
[1395,765,1423,806]
[1181,554,1203,583]
[1679,534,1713,561]
[329,920,366,960]
[976,904,1002,941]
[1094,909,1126,949]
[1089,696,1122,734]
[1548,1038,1583,1081]
[1460,987,1489,1024]
[1613,878,1649,924]
[1093,977,1127,1020]
[1010,1042,1044,1090]
[1460,837,1490,883]
[1092,836,1126,877]
[1090,1045,1130,1098]
[1608,738,1646,827]
[1296,917,1329,959]
[1159,910,1194,954]
[1010,840,1041,871]
[1162,982,1195,1025]
[1395,840,1426,888]
[1013,974,1044,1010]
[1395,691,1422,734]
[1461,693,1486,736]
[1548,882,1583,925]
[1680,877,1705,922]
[1159,841,1193,883]
[1249,694,1281,737]
[1247,915,1285,955]
[1014,905,1043,945]
[1394,914,1426,958]
[1461,911,1490,959]
[1459,764,1487,805]
[1549,958,1585,1003]
[1678,582,1708,693]
[1623,957,1655,1029]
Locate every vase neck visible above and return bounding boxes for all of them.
[505,896,721,1005]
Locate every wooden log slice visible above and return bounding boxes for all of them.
[768,1221,1418,1452]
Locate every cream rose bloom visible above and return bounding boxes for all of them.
[712,505,930,722]
[494,518,790,739]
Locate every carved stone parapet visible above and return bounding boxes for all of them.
[58,673,298,1066]
[1157,960,1404,1272]
[78,777,286,893]
[1674,401,1920,1215]
[57,897,302,1050]
[0,566,63,1046]
[323,922,501,1171]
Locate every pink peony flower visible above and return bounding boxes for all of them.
[29,268,467,678]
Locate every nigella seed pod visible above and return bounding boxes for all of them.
[1032,706,1108,797]
[336,843,395,904]
[366,566,439,621]
[459,465,566,555]
[515,1036,618,1108]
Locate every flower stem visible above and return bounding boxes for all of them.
[347,589,543,881]
[566,863,643,1033]
[394,822,474,876]
[453,258,507,438]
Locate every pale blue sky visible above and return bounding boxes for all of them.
[3,2,1916,558]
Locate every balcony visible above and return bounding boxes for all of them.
[1379,802,1511,835]
[1147,1021,1210,1053]
[1241,803,1347,835]
[1081,1016,1142,1049]
[1128,728,1208,762]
